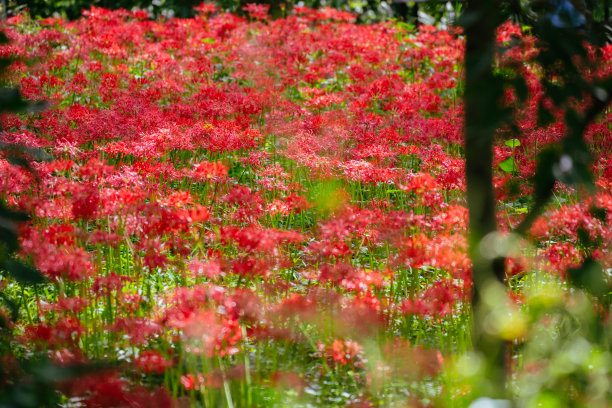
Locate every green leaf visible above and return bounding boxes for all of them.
[568,258,609,297]
[402,40,421,49]
[4,259,46,285]
[396,21,415,33]
[499,157,517,173]
[504,139,521,148]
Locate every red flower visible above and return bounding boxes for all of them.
[243,3,270,21]
[71,184,100,220]
[135,350,172,374]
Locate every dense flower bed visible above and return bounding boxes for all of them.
[0,5,611,407]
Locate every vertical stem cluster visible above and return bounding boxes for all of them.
[463,0,507,398]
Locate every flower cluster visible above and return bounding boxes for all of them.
[0,4,610,407]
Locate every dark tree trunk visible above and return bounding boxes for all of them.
[463,0,507,398]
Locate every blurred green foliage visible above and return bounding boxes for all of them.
[6,0,612,26]
[9,0,203,19]
[9,0,463,23]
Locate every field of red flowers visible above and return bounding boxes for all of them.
[0,5,611,407]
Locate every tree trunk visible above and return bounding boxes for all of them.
[463,0,507,399]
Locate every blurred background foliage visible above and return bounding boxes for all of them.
[8,0,203,19]
[7,0,612,27]
[0,1,533,24]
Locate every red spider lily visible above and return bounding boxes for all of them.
[540,242,582,278]
[340,269,385,294]
[134,350,172,374]
[401,280,465,318]
[269,370,306,393]
[158,285,252,356]
[92,273,132,296]
[188,259,223,280]
[180,366,245,391]
[220,225,304,254]
[178,310,242,357]
[221,186,264,222]
[20,226,94,281]
[41,296,89,314]
[379,339,444,378]
[194,2,219,17]
[109,317,162,345]
[66,372,176,408]
[317,339,364,367]
[2,8,611,406]
[23,317,85,348]
[0,159,34,196]
[230,255,270,279]
[400,172,439,195]
[396,233,471,282]
[336,294,386,337]
[505,256,529,278]
[71,183,100,220]
[243,3,270,21]
[191,160,228,180]
[273,292,318,322]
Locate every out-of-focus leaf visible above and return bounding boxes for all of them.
[6,155,33,172]
[310,180,348,216]
[30,359,117,383]
[568,258,609,298]
[456,9,482,29]
[589,206,607,222]
[0,224,19,253]
[0,88,30,113]
[0,291,19,321]
[560,136,594,189]
[537,101,555,127]
[510,76,528,102]
[0,357,116,408]
[576,227,593,249]
[396,21,415,33]
[3,259,46,285]
[0,203,30,223]
[0,142,52,163]
[0,58,11,71]
[533,148,558,204]
[546,82,565,105]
